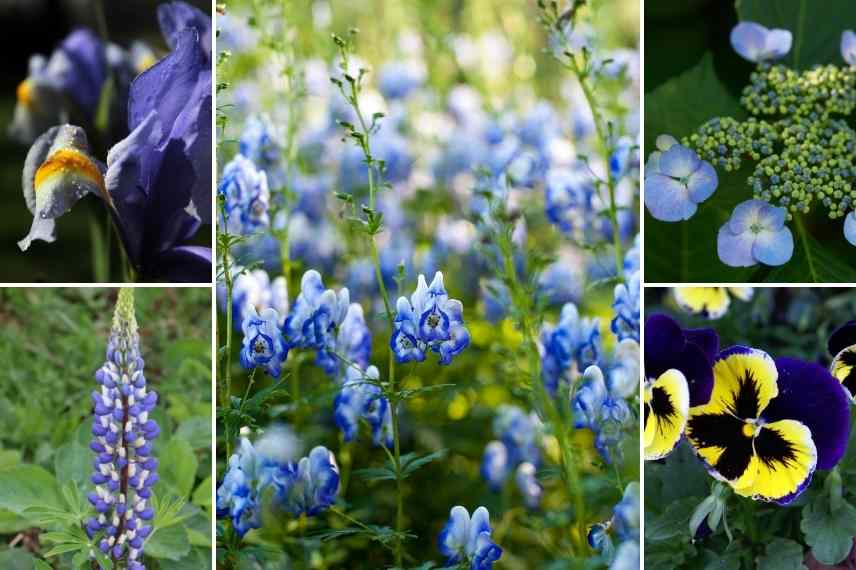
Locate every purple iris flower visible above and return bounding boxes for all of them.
[106,2,212,281]
[645,314,718,407]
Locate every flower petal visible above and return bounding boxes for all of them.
[751,226,793,266]
[717,224,757,267]
[644,173,695,222]
[674,287,730,319]
[730,22,771,62]
[658,144,700,179]
[844,211,856,246]
[843,30,856,66]
[686,159,718,203]
[644,369,689,460]
[707,346,778,419]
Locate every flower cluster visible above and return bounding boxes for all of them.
[481,405,542,506]
[86,289,159,569]
[218,154,271,235]
[334,365,393,447]
[644,313,852,505]
[588,483,640,569]
[646,21,856,266]
[438,506,503,570]
[216,431,339,537]
[391,272,471,365]
[540,302,601,394]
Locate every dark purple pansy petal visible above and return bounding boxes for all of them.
[763,357,850,470]
[154,245,211,282]
[157,1,212,61]
[829,320,856,358]
[645,314,716,406]
[58,29,106,116]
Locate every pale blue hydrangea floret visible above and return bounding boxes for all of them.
[438,506,503,570]
[544,167,594,237]
[391,272,470,365]
[240,305,289,378]
[845,211,856,246]
[316,302,372,376]
[644,134,718,222]
[540,302,601,394]
[218,154,270,235]
[333,365,393,447]
[285,269,350,351]
[87,290,158,568]
[717,199,794,267]
[843,31,856,67]
[611,270,640,343]
[730,22,792,63]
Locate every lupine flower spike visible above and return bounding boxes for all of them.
[86,289,159,569]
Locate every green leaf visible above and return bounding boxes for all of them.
[762,216,856,283]
[354,466,397,482]
[400,449,448,478]
[192,476,212,509]
[757,538,808,570]
[644,497,698,542]
[736,0,856,70]
[0,549,37,570]
[801,493,856,565]
[176,417,212,450]
[168,547,213,570]
[0,465,63,514]
[34,560,53,570]
[0,510,32,533]
[146,523,192,561]
[54,440,90,486]
[160,437,199,498]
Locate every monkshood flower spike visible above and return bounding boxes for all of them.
[391,271,471,365]
[87,289,159,569]
[438,506,503,570]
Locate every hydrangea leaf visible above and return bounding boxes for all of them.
[756,538,808,570]
[801,492,856,565]
[736,0,856,69]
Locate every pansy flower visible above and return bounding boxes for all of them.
[686,347,850,503]
[829,320,856,399]
[673,287,754,320]
[644,314,718,460]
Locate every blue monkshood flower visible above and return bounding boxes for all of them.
[644,134,717,222]
[572,365,632,463]
[516,102,559,150]
[481,279,511,324]
[240,306,289,378]
[104,4,212,281]
[609,339,641,400]
[379,60,426,100]
[609,137,634,180]
[730,22,792,63]
[612,483,640,543]
[587,522,614,560]
[537,257,583,307]
[18,125,108,251]
[339,128,413,191]
[287,213,342,274]
[480,441,509,491]
[334,365,393,446]
[218,154,271,235]
[86,289,158,568]
[292,174,331,223]
[438,506,503,570]
[843,31,856,66]
[845,211,856,246]
[717,199,794,267]
[240,115,286,190]
[544,167,595,238]
[216,438,262,537]
[284,270,350,353]
[515,463,542,509]
[505,144,550,188]
[10,29,106,144]
[541,303,601,394]
[269,446,340,517]
[391,272,471,365]
[493,405,541,467]
[611,271,640,343]
[610,541,640,570]
[221,267,288,329]
[316,303,373,377]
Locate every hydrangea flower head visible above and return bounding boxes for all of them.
[240,306,289,378]
[284,270,350,351]
[391,272,470,365]
[843,31,856,67]
[730,22,792,63]
[438,506,503,570]
[644,135,717,222]
[86,289,158,567]
[218,154,271,235]
[717,199,793,267]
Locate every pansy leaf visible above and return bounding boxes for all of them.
[801,492,856,565]
[757,538,808,570]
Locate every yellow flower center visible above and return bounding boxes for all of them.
[17,79,31,107]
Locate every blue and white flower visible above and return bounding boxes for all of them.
[541,303,601,394]
[544,167,595,238]
[515,462,542,509]
[284,269,350,351]
[316,302,372,377]
[611,270,640,343]
[438,506,503,570]
[334,365,393,446]
[846,211,856,246]
[240,305,289,378]
[480,441,509,491]
[216,438,263,537]
[270,446,340,517]
[843,31,856,67]
[218,154,271,235]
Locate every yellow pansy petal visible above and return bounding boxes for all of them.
[644,369,689,460]
[674,287,730,319]
[831,346,856,399]
[708,346,778,418]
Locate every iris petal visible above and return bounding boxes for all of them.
[643,369,689,460]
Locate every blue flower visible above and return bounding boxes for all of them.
[271,446,340,517]
[219,154,271,235]
[612,483,640,543]
[540,303,601,394]
[644,135,717,222]
[493,405,541,466]
[544,167,595,238]
[611,271,640,343]
[572,365,634,463]
[515,463,542,510]
[843,31,856,66]
[611,541,640,570]
[216,438,262,537]
[609,137,634,180]
[481,279,511,323]
[573,365,609,431]
[240,115,286,190]
[537,257,583,307]
[717,199,794,267]
[587,522,614,559]
[379,60,425,100]
[391,272,470,365]
[334,365,393,446]
[220,267,288,330]
[438,506,503,570]
[316,303,372,377]
[730,22,792,63]
[339,128,413,191]
[87,289,158,565]
[240,306,289,378]
[284,269,350,351]
[480,441,509,491]
[845,211,856,246]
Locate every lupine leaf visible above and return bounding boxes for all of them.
[0,464,63,514]
[400,449,448,478]
[160,437,198,499]
[145,523,192,561]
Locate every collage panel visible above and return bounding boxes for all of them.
[644,1,856,283]
[1,1,212,283]
[644,286,856,569]
[215,0,640,568]
[0,287,213,568]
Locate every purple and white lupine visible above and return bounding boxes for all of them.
[86,289,158,570]
[391,272,471,365]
